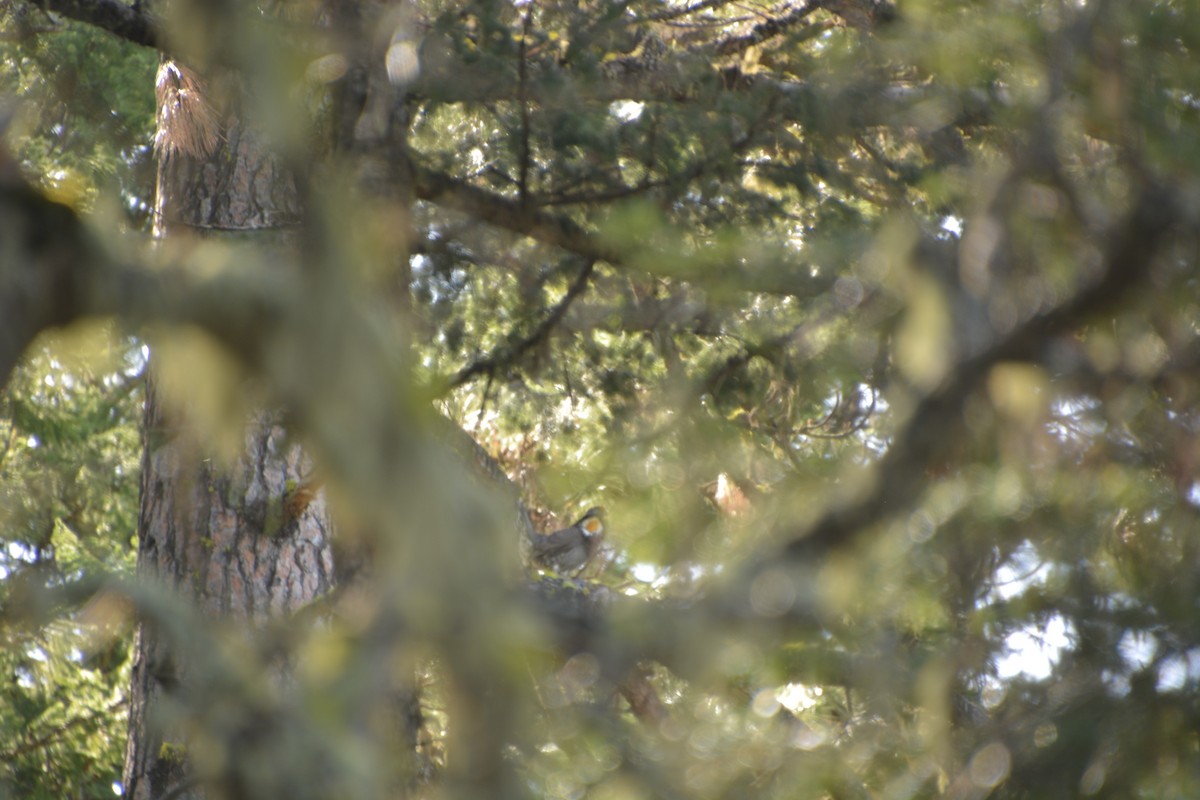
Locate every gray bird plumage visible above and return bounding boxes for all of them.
[529,507,605,575]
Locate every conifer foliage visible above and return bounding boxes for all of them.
[2,1,1200,798]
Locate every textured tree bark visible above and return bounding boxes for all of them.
[121,62,335,800]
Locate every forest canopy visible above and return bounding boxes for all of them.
[2,1,1200,799]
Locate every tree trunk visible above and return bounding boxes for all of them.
[121,62,336,800]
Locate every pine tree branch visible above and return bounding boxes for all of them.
[33,0,907,140]
[0,697,128,761]
[410,162,833,297]
[753,178,1179,574]
[0,160,290,393]
[448,259,595,390]
[0,171,93,389]
[410,162,625,266]
[712,0,827,57]
[0,153,545,560]
[34,0,161,48]
[643,0,738,24]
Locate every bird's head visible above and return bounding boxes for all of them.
[577,506,605,538]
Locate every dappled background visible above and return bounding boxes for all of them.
[2,0,1200,798]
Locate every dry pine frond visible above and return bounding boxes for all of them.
[155,61,221,159]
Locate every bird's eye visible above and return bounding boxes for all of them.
[584,519,602,534]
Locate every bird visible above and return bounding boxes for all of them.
[529,507,605,576]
